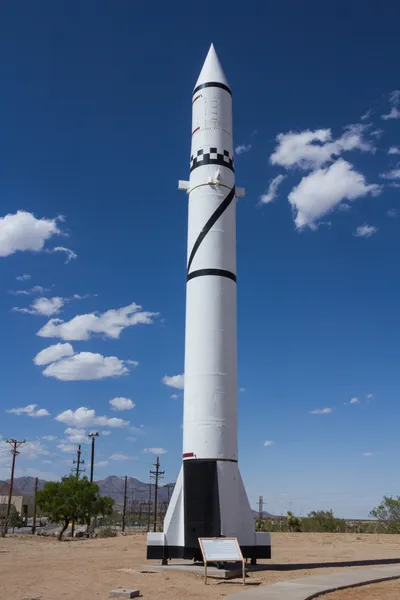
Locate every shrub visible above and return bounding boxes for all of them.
[97,526,117,538]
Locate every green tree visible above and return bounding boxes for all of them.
[9,506,24,533]
[370,496,400,533]
[36,475,114,540]
[287,511,302,532]
[306,510,344,532]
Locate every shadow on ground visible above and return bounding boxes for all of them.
[248,558,400,571]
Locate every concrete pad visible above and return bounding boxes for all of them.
[226,565,400,599]
[109,589,140,598]
[141,561,243,579]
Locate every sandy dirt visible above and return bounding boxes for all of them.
[325,578,400,599]
[1,532,400,600]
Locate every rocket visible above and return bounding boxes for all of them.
[147,44,271,563]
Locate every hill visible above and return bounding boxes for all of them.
[0,475,174,505]
[1,476,274,514]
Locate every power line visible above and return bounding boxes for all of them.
[150,456,164,533]
[1,439,26,536]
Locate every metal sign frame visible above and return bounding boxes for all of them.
[198,537,245,585]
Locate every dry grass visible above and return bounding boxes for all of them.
[1,532,400,600]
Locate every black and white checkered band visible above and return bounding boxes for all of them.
[190,148,234,173]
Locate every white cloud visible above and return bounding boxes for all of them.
[23,441,50,458]
[288,160,381,230]
[270,125,374,171]
[380,169,400,180]
[37,302,158,341]
[162,374,184,389]
[16,274,31,281]
[350,397,360,404]
[31,408,51,417]
[381,108,400,120]
[239,388,246,392]
[0,440,50,461]
[367,393,373,399]
[97,461,109,467]
[109,397,135,411]
[33,343,75,366]
[13,296,64,316]
[144,447,167,455]
[260,174,286,204]
[127,436,137,442]
[170,394,178,399]
[46,246,77,263]
[381,90,400,120]
[7,404,37,415]
[309,408,333,415]
[42,459,52,464]
[264,440,275,447]
[353,225,378,238]
[6,404,50,417]
[109,453,130,461]
[42,351,135,381]
[55,407,129,428]
[72,293,94,300]
[0,211,63,257]
[102,430,111,436]
[387,209,398,218]
[64,427,88,444]
[363,452,373,457]
[360,110,371,121]
[235,144,252,155]
[42,435,57,441]
[10,285,49,296]
[57,442,77,454]
[388,146,400,155]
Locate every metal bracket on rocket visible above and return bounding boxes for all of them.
[178,180,190,192]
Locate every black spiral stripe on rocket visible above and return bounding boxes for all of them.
[187,186,236,282]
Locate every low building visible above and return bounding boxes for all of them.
[0,489,34,524]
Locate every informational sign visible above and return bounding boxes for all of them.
[199,537,242,562]
[198,537,245,585]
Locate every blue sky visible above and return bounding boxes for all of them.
[1,1,400,518]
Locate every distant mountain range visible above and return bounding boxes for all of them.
[0,476,275,516]
[0,475,174,505]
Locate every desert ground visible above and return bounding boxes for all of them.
[1,532,400,600]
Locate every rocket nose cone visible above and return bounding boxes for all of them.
[194,44,230,89]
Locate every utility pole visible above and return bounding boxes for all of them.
[2,439,26,536]
[147,484,152,532]
[139,501,143,529]
[88,432,99,482]
[31,477,39,535]
[150,456,165,533]
[166,484,173,504]
[73,444,85,479]
[258,496,264,519]
[122,475,127,532]
[71,445,85,537]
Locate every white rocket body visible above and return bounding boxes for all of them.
[147,45,271,562]
[184,47,237,463]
